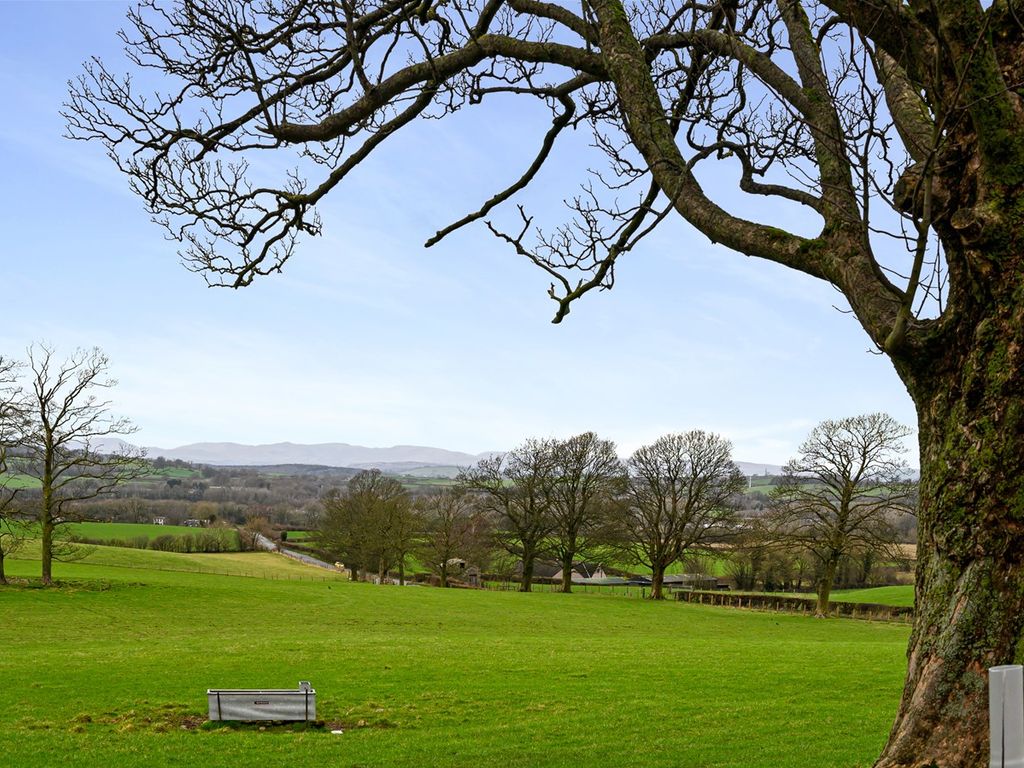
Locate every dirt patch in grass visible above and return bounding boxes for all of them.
[0,578,144,592]
[33,701,395,735]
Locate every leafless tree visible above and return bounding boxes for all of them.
[65,0,1024,761]
[764,413,915,615]
[548,432,626,593]
[458,439,556,592]
[317,468,412,582]
[239,514,273,551]
[417,486,491,587]
[388,491,422,585]
[21,345,145,585]
[620,431,744,600]
[0,356,28,584]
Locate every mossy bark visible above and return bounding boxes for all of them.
[876,266,1024,766]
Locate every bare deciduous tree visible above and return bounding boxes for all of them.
[619,431,743,600]
[417,486,490,587]
[548,432,625,593]
[0,356,28,584]
[458,440,556,592]
[21,345,145,585]
[765,413,915,616]
[239,514,273,551]
[66,0,1024,760]
[317,469,412,583]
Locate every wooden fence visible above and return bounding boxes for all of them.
[674,589,913,622]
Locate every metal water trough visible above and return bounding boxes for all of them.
[207,681,316,722]
[991,665,1024,768]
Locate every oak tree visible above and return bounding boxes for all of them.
[21,345,145,585]
[417,486,491,587]
[318,468,414,582]
[620,430,744,599]
[547,432,626,593]
[458,440,556,592]
[0,357,27,585]
[66,0,1024,762]
[765,413,915,615]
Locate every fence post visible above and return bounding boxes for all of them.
[991,664,1024,768]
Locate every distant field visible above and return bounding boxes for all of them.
[830,586,915,606]
[0,472,41,489]
[65,521,240,551]
[147,466,201,479]
[68,521,228,540]
[0,544,909,768]
[10,541,340,581]
[757,586,915,607]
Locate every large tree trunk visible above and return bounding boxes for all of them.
[560,553,574,593]
[0,549,7,584]
[876,288,1024,766]
[41,499,53,586]
[815,559,838,618]
[520,546,535,592]
[650,564,666,600]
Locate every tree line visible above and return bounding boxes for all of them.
[316,414,914,606]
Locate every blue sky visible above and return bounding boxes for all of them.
[0,1,917,465]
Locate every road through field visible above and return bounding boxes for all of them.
[255,533,337,571]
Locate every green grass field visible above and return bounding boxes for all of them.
[0,472,41,489]
[755,586,915,607]
[830,586,914,606]
[9,541,331,581]
[0,545,910,768]
[68,521,233,541]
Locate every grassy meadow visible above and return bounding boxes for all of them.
[829,586,914,606]
[68,521,238,543]
[1,546,910,768]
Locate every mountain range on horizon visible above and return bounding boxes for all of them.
[96,438,786,476]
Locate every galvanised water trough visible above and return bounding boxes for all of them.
[207,681,316,722]
[991,665,1024,768]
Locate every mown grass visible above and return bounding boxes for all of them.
[0,548,909,768]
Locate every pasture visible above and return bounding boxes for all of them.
[829,586,914,606]
[0,546,909,768]
[68,521,236,543]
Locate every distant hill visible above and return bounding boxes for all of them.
[116,440,499,471]
[735,461,786,477]
[94,438,787,478]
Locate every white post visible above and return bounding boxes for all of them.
[990,664,1024,768]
